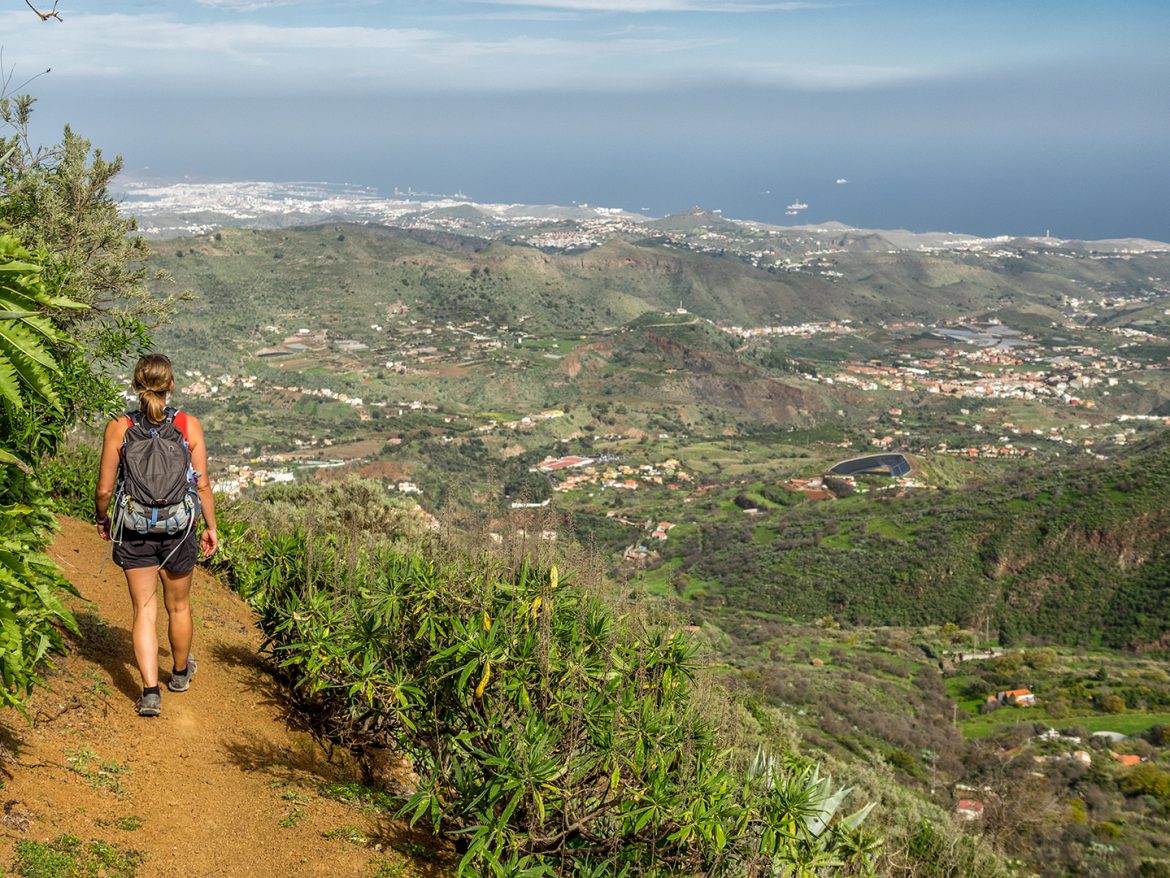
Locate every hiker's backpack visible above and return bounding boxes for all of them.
[113,406,200,537]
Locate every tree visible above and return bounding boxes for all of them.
[0,91,172,709]
[1,93,176,425]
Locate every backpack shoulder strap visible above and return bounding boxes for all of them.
[172,411,191,443]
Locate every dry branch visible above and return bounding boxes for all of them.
[24,0,62,22]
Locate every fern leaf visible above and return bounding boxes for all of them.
[0,448,31,471]
[0,356,21,409]
[0,337,60,410]
[0,319,60,372]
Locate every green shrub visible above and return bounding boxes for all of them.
[39,437,99,518]
[220,476,430,549]
[215,512,878,876]
[1098,694,1126,715]
[1119,764,1170,800]
[902,818,1012,878]
[0,465,79,710]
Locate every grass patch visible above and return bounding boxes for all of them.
[961,711,1170,739]
[13,835,142,878]
[865,518,911,541]
[636,557,682,596]
[322,825,369,846]
[94,816,142,832]
[65,748,127,797]
[278,806,306,828]
[319,780,398,813]
[821,531,854,549]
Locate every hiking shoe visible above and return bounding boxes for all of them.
[168,655,197,693]
[136,691,161,717]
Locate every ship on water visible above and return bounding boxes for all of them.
[786,200,808,211]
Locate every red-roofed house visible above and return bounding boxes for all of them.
[956,800,984,820]
[995,689,1036,707]
[538,456,594,471]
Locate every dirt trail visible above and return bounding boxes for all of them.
[0,517,447,877]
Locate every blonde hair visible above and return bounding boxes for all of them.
[132,354,175,424]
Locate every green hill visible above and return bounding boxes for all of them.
[150,224,1167,363]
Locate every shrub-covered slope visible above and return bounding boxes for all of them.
[681,430,1170,648]
[202,481,893,877]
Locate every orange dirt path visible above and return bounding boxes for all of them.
[0,517,447,877]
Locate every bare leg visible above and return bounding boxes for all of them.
[160,567,194,673]
[125,567,162,689]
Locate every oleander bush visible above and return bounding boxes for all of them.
[210,498,879,876]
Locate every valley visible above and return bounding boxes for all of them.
[146,221,1170,631]
[131,209,1170,876]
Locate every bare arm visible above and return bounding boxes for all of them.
[184,414,218,557]
[95,418,126,539]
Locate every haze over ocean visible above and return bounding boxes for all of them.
[5,1,1168,242]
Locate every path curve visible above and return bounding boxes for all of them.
[0,517,446,878]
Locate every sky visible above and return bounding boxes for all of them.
[3,0,1170,240]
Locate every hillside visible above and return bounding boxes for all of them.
[676,429,1170,649]
[139,220,1170,655]
[150,224,1168,368]
[0,518,444,878]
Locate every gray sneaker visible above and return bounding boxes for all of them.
[136,691,161,717]
[168,655,197,693]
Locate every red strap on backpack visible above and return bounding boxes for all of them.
[123,411,190,442]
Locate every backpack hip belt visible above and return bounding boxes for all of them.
[114,490,201,537]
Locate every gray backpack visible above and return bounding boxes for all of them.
[114,407,199,536]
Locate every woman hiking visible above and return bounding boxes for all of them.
[95,353,218,717]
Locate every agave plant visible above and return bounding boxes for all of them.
[747,747,878,877]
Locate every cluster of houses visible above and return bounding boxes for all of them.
[212,463,295,497]
[617,519,678,567]
[955,725,1148,822]
[179,370,257,397]
[537,456,693,493]
[478,410,565,435]
[718,320,855,340]
[824,356,1112,408]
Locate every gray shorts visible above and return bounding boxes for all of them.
[113,528,198,574]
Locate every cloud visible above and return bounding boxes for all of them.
[195,0,293,10]
[731,60,935,90]
[0,7,924,96]
[476,0,825,10]
[3,12,437,56]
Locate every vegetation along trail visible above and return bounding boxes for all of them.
[0,517,445,877]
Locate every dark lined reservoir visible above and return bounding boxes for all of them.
[828,454,911,478]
